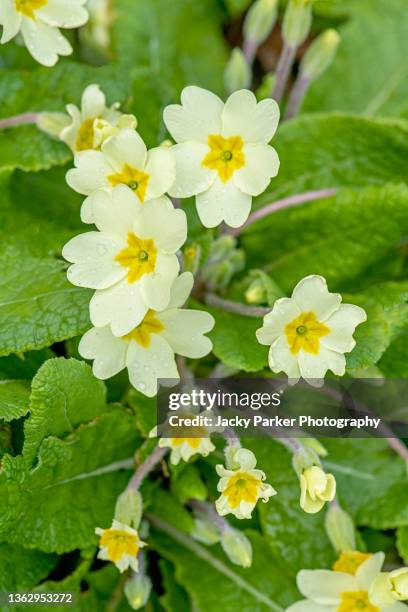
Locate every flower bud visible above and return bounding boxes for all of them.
[37,112,70,138]
[211,235,236,260]
[243,0,278,46]
[299,465,336,514]
[282,0,314,47]
[245,270,284,305]
[325,504,356,553]
[124,573,152,610]
[224,48,251,94]
[300,29,340,81]
[191,517,221,545]
[183,242,201,275]
[302,438,328,458]
[79,0,111,53]
[221,528,253,567]
[114,489,143,529]
[390,568,408,600]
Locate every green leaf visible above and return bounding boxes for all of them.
[171,464,207,504]
[323,438,408,529]
[0,358,139,553]
[159,559,191,612]
[305,0,408,117]
[0,246,91,357]
[149,489,195,534]
[255,115,408,204]
[243,184,408,292]
[379,331,408,376]
[207,306,268,372]
[0,379,30,422]
[0,543,56,593]
[149,516,298,611]
[246,439,334,576]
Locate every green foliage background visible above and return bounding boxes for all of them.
[0,0,407,610]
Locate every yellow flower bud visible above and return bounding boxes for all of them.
[300,465,336,514]
[221,529,253,567]
[124,573,152,610]
[282,0,314,47]
[325,504,356,553]
[389,568,408,600]
[243,0,278,46]
[300,29,340,81]
[224,48,251,94]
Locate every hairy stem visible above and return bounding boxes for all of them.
[190,499,230,534]
[204,292,270,317]
[0,112,39,129]
[231,188,337,236]
[243,38,258,65]
[285,73,311,119]
[127,445,168,490]
[272,42,297,102]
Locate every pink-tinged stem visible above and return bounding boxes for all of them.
[127,445,168,490]
[204,292,270,317]
[272,42,297,102]
[231,188,337,236]
[0,112,39,129]
[285,73,311,119]
[385,436,408,465]
[243,38,258,65]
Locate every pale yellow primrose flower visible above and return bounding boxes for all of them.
[0,0,88,66]
[79,273,214,397]
[62,185,187,337]
[58,84,137,153]
[158,435,215,465]
[215,448,276,519]
[95,519,145,573]
[300,465,336,514]
[370,568,408,608]
[256,274,367,383]
[163,86,280,229]
[286,552,407,612]
[66,128,176,224]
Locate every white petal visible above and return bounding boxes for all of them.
[79,327,127,379]
[297,347,346,380]
[163,86,223,143]
[292,275,342,321]
[234,144,280,196]
[168,142,215,198]
[90,279,148,335]
[37,0,88,28]
[139,253,179,311]
[133,198,187,252]
[256,298,301,345]
[297,569,356,605]
[159,309,214,358]
[63,232,125,289]
[167,272,194,308]
[268,335,301,380]
[321,303,367,354]
[286,601,335,612]
[235,448,257,470]
[93,185,142,238]
[356,552,385,590]
[81,84,106,120]
[0,0,22,43]
[222,90,280,144]
[101,128,147,171]
[386,603,408,612]
[196,178,252,229]
[20,19,71,67]
[145,146,176,199]
[126,334,179,397]
[66,150,111,195]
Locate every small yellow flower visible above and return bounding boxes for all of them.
[216,448,276,519]
[95,520,145,573]
[115,233,157,284]
[299,465,336,514]
[202,134,245,182]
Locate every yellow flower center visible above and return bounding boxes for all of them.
[15,0,48,19]
[122,310,164,348]
[108,164,150,203]
[76,118,96,152]
[115,232,157,283]
[337,591,378,612]
[333,552,372,575]
[285,311,330,355]
[224,471,261,508]
[202,134,245,182]
[99,528,139,563]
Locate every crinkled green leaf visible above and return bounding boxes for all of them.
[0,543,56,593]
[244,184,408,293]
[0,358,139,553]
[0,379,30,422]
[150,516,298,611]
[160,558,191,612]
[0,246,91,357]
[305,0,408,117]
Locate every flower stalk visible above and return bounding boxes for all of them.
[0,112,39,129]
